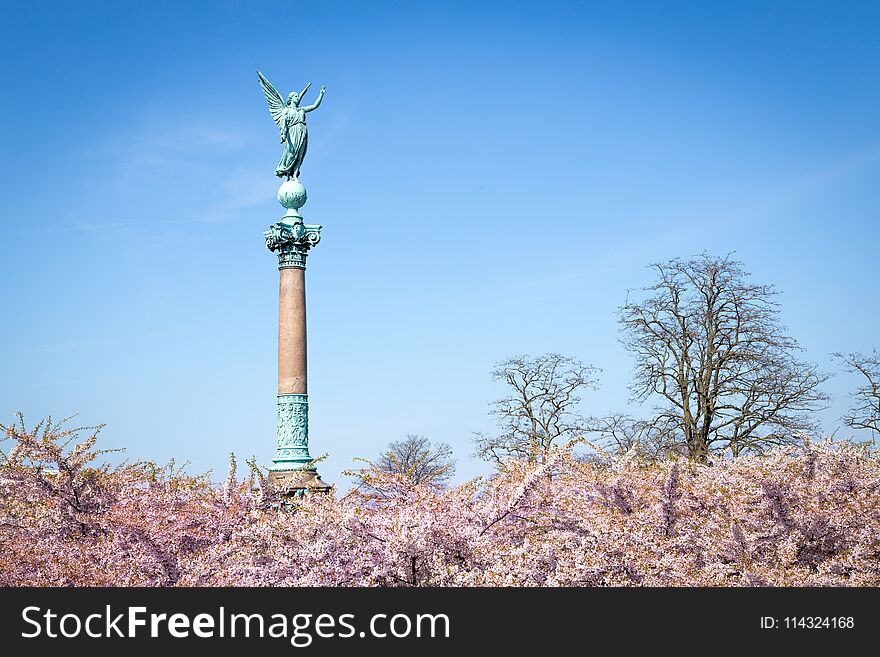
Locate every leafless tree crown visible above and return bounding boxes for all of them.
[473,353,599,464]
[833,350,880,439]
[589,413,685,460]
[618,253,828,462]
[373,434,456,488]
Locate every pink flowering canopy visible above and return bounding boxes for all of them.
[1,417,878,587]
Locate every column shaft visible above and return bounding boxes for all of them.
[278,266,307,395]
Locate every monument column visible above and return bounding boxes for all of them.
[264,181,329,493]
[257,70,329,494]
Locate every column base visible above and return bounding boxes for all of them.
[272,393,314,470]
[268,468,332,496]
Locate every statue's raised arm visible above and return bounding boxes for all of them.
[303,86,326,113]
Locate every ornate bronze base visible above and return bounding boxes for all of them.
[268,468,331,496]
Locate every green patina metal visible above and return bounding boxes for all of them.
[264,218,322,269]
[258,71,325,181]
[270,393,313,471]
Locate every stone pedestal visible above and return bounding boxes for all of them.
[264,180,329,495]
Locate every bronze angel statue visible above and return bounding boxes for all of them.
[258,71,326,180]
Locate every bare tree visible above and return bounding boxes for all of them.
[473,353,599,465]
[833,350,880,441]
[351,434,456,495]
[619,254,828,462]
[589,413,685,460]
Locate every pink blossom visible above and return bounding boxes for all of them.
[2,418,878,587]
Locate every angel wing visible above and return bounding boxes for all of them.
[257,70,284,126]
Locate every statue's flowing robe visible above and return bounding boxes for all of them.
[276,106,308,179]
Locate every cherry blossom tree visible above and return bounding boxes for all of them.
[2,414,878,587]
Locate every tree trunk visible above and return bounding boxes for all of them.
[688,435,709,463]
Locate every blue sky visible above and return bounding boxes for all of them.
[1,1,878,485]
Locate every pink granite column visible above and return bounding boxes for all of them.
[278,266,307,396]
